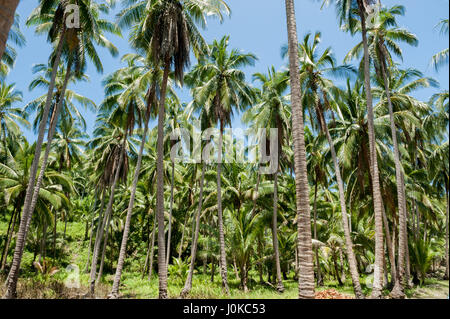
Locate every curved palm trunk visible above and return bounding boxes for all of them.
[148,215,157,281]
[89,135,127,296]
[272,171,284,293]
[382,204,397,285]
[356,0,384,298]
[284,0,315,299]
[379,60,407,299]
[156,58,171,299]
[26,64,72,234]
[110,115,150,297]
[317,103,364,298]
[217,124,230,294]
[4,31,65,299]
[166,161,175,266]
[181,163,206,297]
[0,0,19,58]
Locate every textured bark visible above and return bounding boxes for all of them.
[166,161,175,266]
[96,210,111,283]
[272,172,284,293]
[356,0,384,299]
[284,0,315,299]
[148,214,157,281]
[445,190,449,280]
[217,124,230,294]
[181,163,206,298]
[381,204,397,285]
[0,0,19,59]
[4,32,66,298]
[156,58,170,299]
[110,115,150,297]
[312,182,322,286]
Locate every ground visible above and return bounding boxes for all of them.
[0,220,448,299]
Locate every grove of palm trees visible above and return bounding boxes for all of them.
[0,0,448,301]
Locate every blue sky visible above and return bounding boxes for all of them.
[6,0,449,142]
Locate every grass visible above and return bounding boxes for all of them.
[0,219,448,299]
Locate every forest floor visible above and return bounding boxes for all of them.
[0,219,448,299]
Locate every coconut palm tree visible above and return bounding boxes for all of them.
[4,0,120,298]
[431,19,449,71]
[118,0,230,299]
[284,0,316,299]
[188,36,256,293]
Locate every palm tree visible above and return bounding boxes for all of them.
[0,82,27,160]
[0,0,20,58]
[118,0,230,299]
[344,5,420,297]
[287,31,364,298]
[244,67,291,292]
[284,0,315,299]
[4,0,119,298]
[109,55,167,298]
[188,36,256,294]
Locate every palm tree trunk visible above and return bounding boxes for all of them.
[166,160,175,266]
[217,123,230,295]
[110,114,150,297]
[52,210,57,259]
[284,0,315,299]
[318,102,364,298]
[0,0,19,59]
[89,135,127,296]
[272,171,284,293]
[4,31,66,299]
[379,60,407,299]
[445,189,449,280]
[181,163,206,297]
[148,213,157,281]
[356,0,384,298]
[0,205,18,271]
[382,204,397,285]
[96,212,111,283]
[156,58,171,299]
[85,188,106,273]
[312,181,322,286]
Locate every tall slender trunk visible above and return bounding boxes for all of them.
[96,210,111,283]
[52,210,57,259]
[181,163,206,297]
[89,135,127,296]
[379,60,407,299]
[26,64,72,233]
[217,123,229,294]
[284,0,315,299]
[4,32,66,297]
[166,161,175,266]
[318,99,364,298]
[156,58,171,299]
[356,0,384,299]
[0,0,20,58]
[445,189,449,280]
[148,213,157,281]
[110,114,150,297]
[0,205,18,271]
[313,181,322,286]
[382,205,397,285]
[272,171,284,292]
[85,188,106,273]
